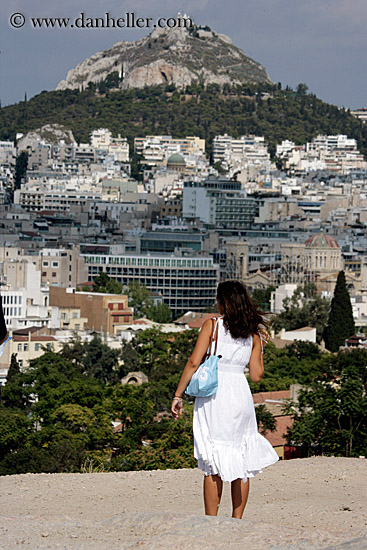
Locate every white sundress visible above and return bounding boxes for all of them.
[193,317,279,482]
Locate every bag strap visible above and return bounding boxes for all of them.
[208,317,219,356]
[259,333,266,355]
[202,317,220,361]
[202,318,215,362]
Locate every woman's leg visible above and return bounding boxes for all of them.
[231,478,250,519]
[203,474,223,516]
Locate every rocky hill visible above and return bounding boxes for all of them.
[56,20,271,91]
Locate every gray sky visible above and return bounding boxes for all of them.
[1,0,367,109]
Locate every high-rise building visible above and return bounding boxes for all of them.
[81,247,219,313]
[182,175,260,230]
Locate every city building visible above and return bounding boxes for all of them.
[81,248,219,313]
[49,286,133,335]
[182,175,260,230]
[212,134,272,172]
[40,246,88,287]
[0,326,61,378]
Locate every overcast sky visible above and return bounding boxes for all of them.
[1,0,367,109]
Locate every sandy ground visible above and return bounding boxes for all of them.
[1,457,367,549]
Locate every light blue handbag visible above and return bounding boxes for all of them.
[185,318,221,398]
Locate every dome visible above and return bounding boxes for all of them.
[167,153,185,166]
[304,233,340,249]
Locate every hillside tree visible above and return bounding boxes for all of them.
[323,271,355,352]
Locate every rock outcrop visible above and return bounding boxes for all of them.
[56,20,271,92]
[17,124,76,151]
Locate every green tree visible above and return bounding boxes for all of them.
[0,407,32,460]
[1,354,30,410]
[255,404,277,435]
[272,283,330,342]
[119,341,141,377]
[251,286,275,312]
[126,282,153,319]
[146,302,172,323]
[93,272,123,294]
[82,335,121,384]
[111,404,196,471]
[284,349,367,457]
[130,151,144,181]
[6,354,20,382]
[247,340,328,393]
[60,336,85,372]
[323,271,355,352]
[296,83,309,96]
[212,161,227,174]
[14,151,28,190]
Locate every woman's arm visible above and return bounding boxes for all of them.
[171,318,213,419]
[248,333,264,384]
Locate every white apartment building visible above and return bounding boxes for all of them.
[90,128,113,148]
[0,257,48,329]
[306,135,357,153]
[14,179,102,212]
[276,140,296,157]
[0,141,16,169]
[91,129,129,162]
[134,135,205,168]
[277,134,367,175]
[212,134,272,172]
[351,108,367,123]
[135,135,205,156]
[1,288,26,329]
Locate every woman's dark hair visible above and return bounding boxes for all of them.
[216,280,267,339]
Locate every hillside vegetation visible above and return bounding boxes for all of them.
[1,82,366,156]
[1,331,366,475]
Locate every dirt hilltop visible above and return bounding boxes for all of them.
[1,457,367,549]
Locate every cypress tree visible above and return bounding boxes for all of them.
[324,271,355,352]
[14,151,28,190]
[1,354,25,409]
[6,354,20,383]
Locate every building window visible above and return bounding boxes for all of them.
[52,262,59,268]
[18,360,23,367]
[17,343,22,352]
[52,272,57,277]
[35,343,40,351]
[43,261,49,267]
[23,343,28,352]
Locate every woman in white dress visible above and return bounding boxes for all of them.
[171,280,279,519]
